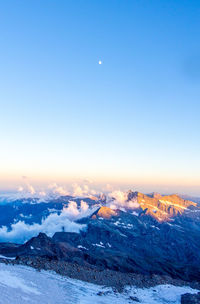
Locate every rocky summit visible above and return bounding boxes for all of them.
[181,291,200,303]
[116,190,197,221]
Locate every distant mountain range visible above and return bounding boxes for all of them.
[0,190,200,284]
[0,190,199,228]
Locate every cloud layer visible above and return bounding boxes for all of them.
[15,180,99,201]
[0,200,98,244]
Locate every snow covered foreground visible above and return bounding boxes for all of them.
[0,264,198,304]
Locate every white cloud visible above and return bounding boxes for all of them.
[38,191,46,197]
[72,183,97,197]
[80,200,89,212]
[108,190,140,210]
[0,209,86,244]
[108,191,127,204]
[0,199,99,243]
[27,184,36,195]
[17,183,36,197]
[48,183,69,196]
[15,182,100,201]
[62,201,80,218]
[62,200,96,220]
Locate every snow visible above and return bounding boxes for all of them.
[77,245,88,250]
[0,263,198,304]
[0,255,16,260]
[159,200,188,210]
[113,222,133,229]
[92,243,105,248]
[128,284,199,304]
[189,209,200,213]
[151,225,160,230]
[119,232,127,237]
[0,269,40,295]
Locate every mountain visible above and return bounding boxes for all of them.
[180,194,200,204]
[0,191,197,228]
[0,191,200,282]
[126,191,196,221]
[0,190,200,287]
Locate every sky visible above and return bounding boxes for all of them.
[0,1,200,195]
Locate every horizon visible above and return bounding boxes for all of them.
[0,179,200,198]
[0,1,199,195]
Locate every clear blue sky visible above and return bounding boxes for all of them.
[0,1,199,194]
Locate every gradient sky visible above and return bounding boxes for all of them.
[0,1,200,195]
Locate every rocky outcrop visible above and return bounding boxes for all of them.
[91,206,119,219]
[181,292,200,303]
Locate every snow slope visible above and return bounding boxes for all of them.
[0,263,198,304]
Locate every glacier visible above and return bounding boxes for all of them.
[0,263,198,304]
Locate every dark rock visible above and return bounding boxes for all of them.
[129,296,140,302]
[97,291,110,296]
[97,291,103,296]
[181,292,200,304]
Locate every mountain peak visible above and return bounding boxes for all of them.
[91,206,118,219]
[135,192,197,221]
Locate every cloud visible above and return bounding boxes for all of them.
[72,183,97,197]
[0,209,86,244]
[27,184,36,195]
[18,186,24,192]
[48,183,69,196]
[105,184,112,191]
[108,190,140,210]
[108,190,127,203]
[62,201,80,218]
[16,183,69,200]
[80,200,89,212]
[15,181,99,201]
[83,178,93,184]
[0,199,98,244]
[38,191,46,197]
[17,183,36,197]
[62,200,95,220]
